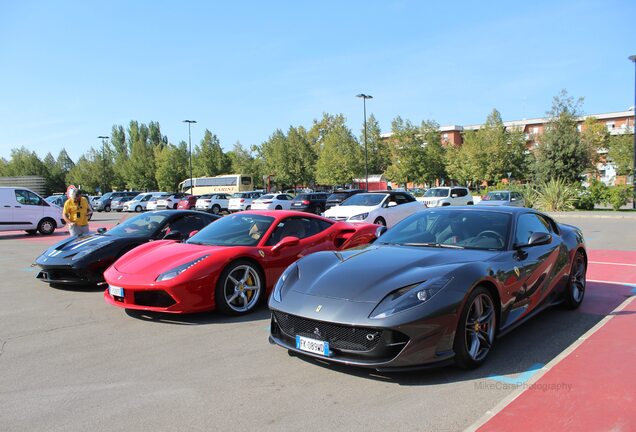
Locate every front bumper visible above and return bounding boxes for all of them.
[36,264,103,286]
[103,270,217,314]
[269,307,457,370]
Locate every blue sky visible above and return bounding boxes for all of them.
[1,0,634,161]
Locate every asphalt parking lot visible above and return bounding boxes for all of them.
[0,211,634,432]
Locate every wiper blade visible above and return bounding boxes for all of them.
[401,242,465,249]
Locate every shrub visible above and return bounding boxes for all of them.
[606,185,631,211]
[535,178,578,212]
[575,189,595,210]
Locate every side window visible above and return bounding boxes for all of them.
[15,190,30,205]
[142,195,151,202]
[394,194,410,205]
[265,217,331,246]
[454,188,468,197]
[27,191,42,205]
[515,214,551,245]
[168,215,205,235]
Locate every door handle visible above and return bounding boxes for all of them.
[14,205,21,208]
[3,205,10,208]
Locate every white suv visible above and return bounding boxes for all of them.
[0,187,64,235]
[195,193,231,214]
[228,191,264,212]
[419,187,474,207]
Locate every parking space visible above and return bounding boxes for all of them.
[0,212,634,431]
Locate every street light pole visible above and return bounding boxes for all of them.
[97,135,109,195]
[629,55,636,209]
[356,93,373,191]
[182,120,197,194]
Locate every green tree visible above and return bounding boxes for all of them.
[307,113,347,155]
[110,124,128,190]
[286,126,316,186]
[65,148,104,192]
[315,122,363,186]
[607,134,634,177]
[534,90,589,183]
[126,121,157,190]
[156,143,188,192]
[193,130,231,177]
[419,120,447,185]
[385,117,425,186]
[3,147,47,178]
[580,117,609,172]
[362,113,391,174]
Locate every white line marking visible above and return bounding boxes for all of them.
[588,279,636,286]
[589,261,636,267]
[465,290,636,432]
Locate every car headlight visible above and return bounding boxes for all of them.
[272,264,298,302]
[71,241,114,261]
[349,212,369,221]
[156,255,209,281]
[369,276,453,319]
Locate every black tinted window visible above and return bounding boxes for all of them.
[265,217,332,246]
[515,213,551,245]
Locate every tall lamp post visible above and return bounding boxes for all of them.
[97,135,109,195]
[182,120,197,194]
[356,93,373,191]
[629,55,636,209]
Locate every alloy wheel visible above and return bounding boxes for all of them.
[464,293,496,362]
[223,265,261,313]
[570,255,586,303]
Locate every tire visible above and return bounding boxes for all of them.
[314,206,322,215]
[25,229,38,235]
[173,204,178,209]
[245,206,251,211]
[104,205,111,212]
[116,209,122,212]
[442,202,451,206]
[275,205,282,210]
[453,286,497,369]
[373,217,386,226]
[563,251,586,309]
[135,205,142,213]
[37,218,56,235]
[467,201,474,205]
[211,205,221,215]
[215,260,264,316]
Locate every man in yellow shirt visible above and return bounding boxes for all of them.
[63,189,92,236]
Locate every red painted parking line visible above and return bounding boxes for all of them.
[478,294,636,432]
[474,255,636,431]
[588,249,636,266]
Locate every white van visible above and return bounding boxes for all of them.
[0,187,65,235]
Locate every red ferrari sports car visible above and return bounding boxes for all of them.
[103,211,380,315]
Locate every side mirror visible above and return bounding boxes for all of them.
[271,236,300,254]
[188,230,199,238]
[387,201,397,207]
[517,232,551,248]
[97,227,107,234]
[163,231,184,241]
[375,226,387,238]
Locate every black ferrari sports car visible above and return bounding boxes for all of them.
[35,210,219,286]
[269,206,587,370]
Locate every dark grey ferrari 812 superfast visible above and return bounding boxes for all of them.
[269,206,586,370]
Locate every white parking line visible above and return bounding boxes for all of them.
[589,261,636,267]
[465,283,636,432]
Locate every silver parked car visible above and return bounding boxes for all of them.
[477,190,525,207]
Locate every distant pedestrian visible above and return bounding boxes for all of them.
[63,188,92,236]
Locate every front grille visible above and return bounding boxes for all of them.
[273,311,383,352]
[134,290,176,308]
[328,216,348,221]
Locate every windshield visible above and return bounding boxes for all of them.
[424,188,449,198]
[340,193,386,207]
[45,196,58,203]
[378,209,511,250]
[294,194,309,201]
[99,192,113,202]
[188,214,275,246]
[484,191,510,201]
[259,194,274,200]
[130,194,145,201]
[105,213,169,238]
[232,193,246,198]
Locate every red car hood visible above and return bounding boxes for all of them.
[114,242,219,275]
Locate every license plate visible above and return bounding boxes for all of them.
[296,335,329,356]
[292,203,302,206]
[109,285,124,297]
